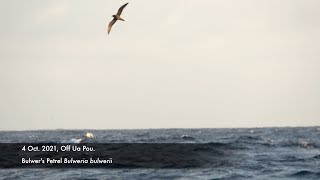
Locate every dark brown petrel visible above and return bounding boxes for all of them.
[108,3,129,34]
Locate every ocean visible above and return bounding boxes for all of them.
[0,127,319,179]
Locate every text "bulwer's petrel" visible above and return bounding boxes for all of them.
[108,3,129,34]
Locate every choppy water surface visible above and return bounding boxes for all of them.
[0,127,319,179]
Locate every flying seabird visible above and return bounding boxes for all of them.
[108,3,129,34]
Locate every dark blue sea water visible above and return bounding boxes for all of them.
[0,127,319,179]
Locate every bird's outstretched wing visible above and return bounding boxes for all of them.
[108,18,117,34]
[117,3,128,16]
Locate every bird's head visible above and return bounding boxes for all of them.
[112,15,116,18]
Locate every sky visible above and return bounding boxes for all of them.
[0,0,319,130]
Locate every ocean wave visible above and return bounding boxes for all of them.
[235,135,263,142]
[1,128,320,179]
[290,170,320,178]
[276,140,318,149]
[180,135,195,140]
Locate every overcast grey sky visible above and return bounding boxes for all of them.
[0,0,319,130]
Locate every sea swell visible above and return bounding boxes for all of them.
[0,127,319,179]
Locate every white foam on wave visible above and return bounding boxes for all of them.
[84,132,94,138]
[68,138,82,143]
